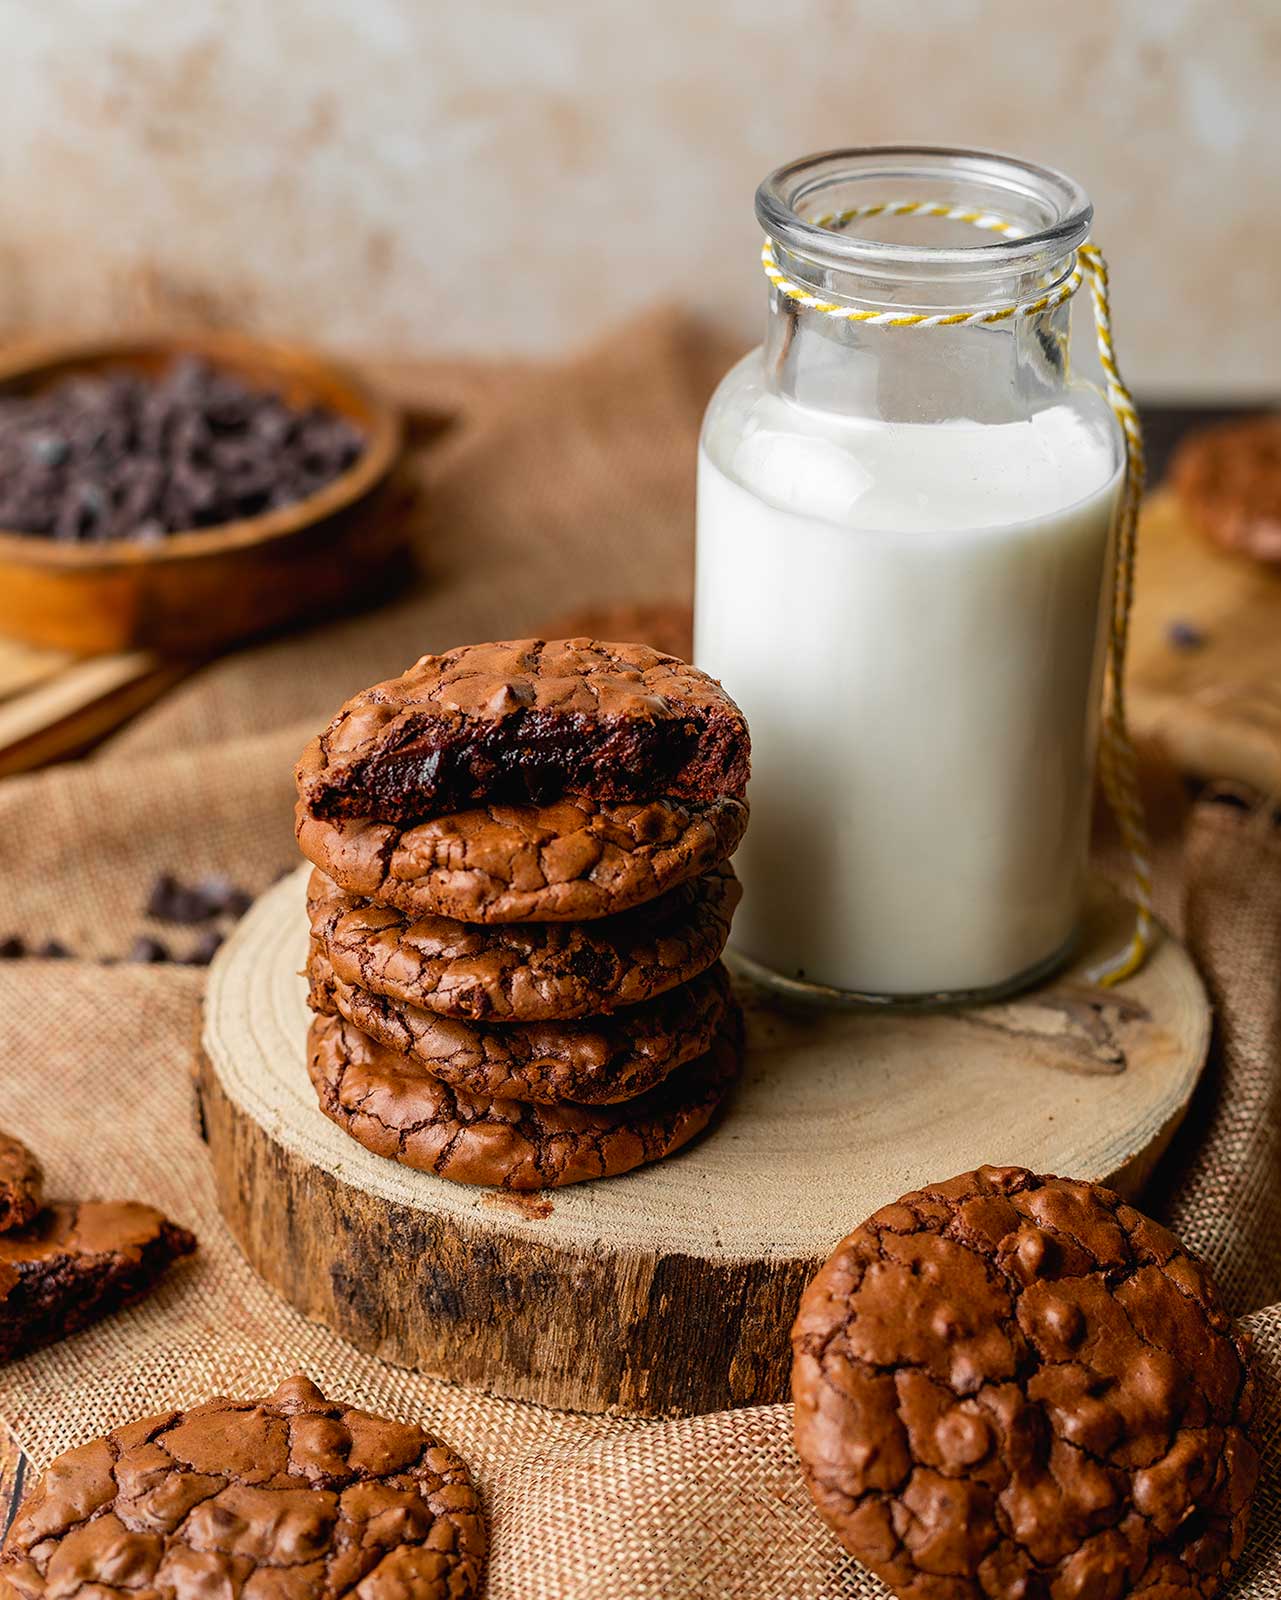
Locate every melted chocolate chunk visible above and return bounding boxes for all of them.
[296,638,750,821]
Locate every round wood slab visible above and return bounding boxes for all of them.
[198,866,1210,1417]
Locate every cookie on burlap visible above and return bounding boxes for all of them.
[0,1201,195,1364]
[308,943,732,1105]
[0,1132,42,1233]
[0,1374,486,1600]
[295,637,750,821]
[296,793,748,923]
[1170,414,1281,563]
[306,862,740,1020]
[307,1006,743,1190]
[791,1165,1258,1600]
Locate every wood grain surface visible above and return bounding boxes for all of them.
[198,866,1209,1417]
[1130,488,1281,795]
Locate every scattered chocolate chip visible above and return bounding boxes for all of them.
[33,939,71,960]
[127,935,170,964]
[1166,618,1207,651]
[0,937,25,960]
[0,358,367,542]
[182,930,225,966]
[194,873,253,918]
[144,872,212,925]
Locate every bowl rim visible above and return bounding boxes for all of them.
[0,331,403,569]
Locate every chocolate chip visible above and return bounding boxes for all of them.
[0,358,366,542]
[144,872,213,924]
[33,939,71,959]
[127,935,170,964]
[0,936,26,959]
[194,874,253,918]
[1166,618,1207,651]
[182,930,225,966]
[27,433,68,468]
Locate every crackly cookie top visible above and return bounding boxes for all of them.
[295,638,750,822]
[1170,414,1281,563]
[0,1375,486,1600]
[306,864,739,1021]
[308,942,732,1105]
[791,1165,1258,1600]
[307,1008,743,1190]
[296,793,748,924]
[0,1131,43,1233]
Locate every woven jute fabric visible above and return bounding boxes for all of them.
[0,311,1277,1598]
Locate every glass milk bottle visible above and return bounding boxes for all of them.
[695,148,1123,1004]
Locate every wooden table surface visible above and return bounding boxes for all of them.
[0,400,1275,1525]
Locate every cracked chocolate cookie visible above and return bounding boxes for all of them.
[0,1132,42,1233]
[0,1201,196,1364]
[791,1165,1258,1600]
[295,637,750,821]
[1170,414,1281,563]
[307,1005,743,1189]
[0,1374,486,1600]
[306,862,740,1021]
[309,942,732,1105]
[296,793,748,923]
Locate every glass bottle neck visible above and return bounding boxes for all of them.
[754,146,1094,426]
[763,255,1078,426]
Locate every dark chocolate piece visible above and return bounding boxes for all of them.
[0,358,365,543]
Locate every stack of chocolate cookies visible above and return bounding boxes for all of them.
[293,639,751,1191]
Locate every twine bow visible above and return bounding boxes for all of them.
[762,203,1152,986]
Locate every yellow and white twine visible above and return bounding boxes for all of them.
[762,203,1153,986]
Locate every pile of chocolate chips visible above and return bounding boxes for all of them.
[0,357,365,542]
[0,869,279,966]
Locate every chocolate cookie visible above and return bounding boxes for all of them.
[308,944,731,1105]
[295,637,750,821]
[307,1006,743,1189]
[0,1374,486,1600]
[307,863,739,1021]
[296,793,748,923]
[0,1132,42,1233]
[0,1201,196,1364]
[791,1165,1258,1600]
[1170,414,1281,563]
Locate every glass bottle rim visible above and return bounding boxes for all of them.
[756,145,1092,279]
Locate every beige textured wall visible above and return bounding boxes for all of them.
[1,0,1278,396]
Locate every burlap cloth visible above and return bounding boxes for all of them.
[0,311,1277,1598]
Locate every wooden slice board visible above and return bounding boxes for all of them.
[198,866,1210,1418]
[0,640,190,777]
[1129,489,1281,794]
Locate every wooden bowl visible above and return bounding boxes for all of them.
[0,333,405,655]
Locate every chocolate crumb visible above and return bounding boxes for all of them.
[127,935,170,964]
[1166,617,1207,651]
